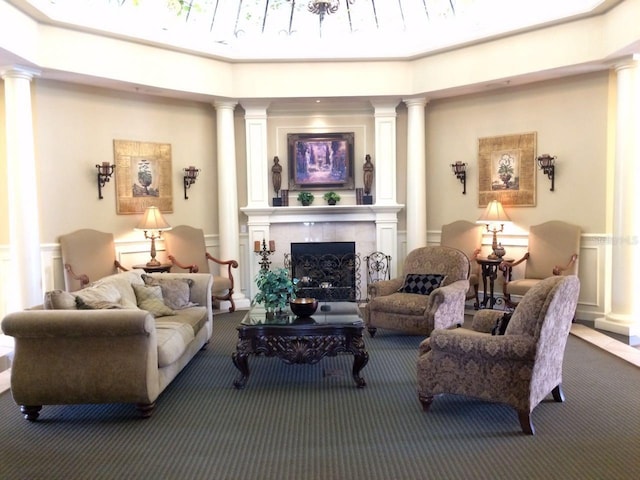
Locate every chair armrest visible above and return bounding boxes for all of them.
[63,263,90,289]
[114,260,128,272]
[429,328,537,361]
[205,253,238,291]
[167,254,199,273]
[553,254,578,276]
[500,253,529,279]
[427,279,469,329]
[367,278,403,298]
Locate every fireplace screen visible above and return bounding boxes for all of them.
[285,242,361,302]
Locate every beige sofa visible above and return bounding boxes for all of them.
[1,270,213,421]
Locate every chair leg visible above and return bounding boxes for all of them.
[367,327,377,337]
[473,284,480,310]
[21,405,42,421]
[552,384,565,402]
[136,402,155,418]
[418,394,434,412]
[518,410,535,435]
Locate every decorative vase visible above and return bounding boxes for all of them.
[494,243,506,259]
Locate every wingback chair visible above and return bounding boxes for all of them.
[59,229,127,291]
[362,246,470,336]
[501,221,581,308]
[440,220,483,309]
[417,275,580,435]
[163,225,238,312]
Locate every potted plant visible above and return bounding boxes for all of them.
[254,267,298,314]
[323,191,341,205]
[297,191,314,206]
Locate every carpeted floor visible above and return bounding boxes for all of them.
[1,310,639,480]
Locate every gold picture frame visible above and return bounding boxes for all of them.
[478,132,537,207]
[114,140,173,214]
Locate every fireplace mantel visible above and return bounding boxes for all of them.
[241,204,403,224]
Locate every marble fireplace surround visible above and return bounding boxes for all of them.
[241,204,403,300]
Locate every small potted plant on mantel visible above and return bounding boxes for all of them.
[323,191,341,205]
[297,191,314,206]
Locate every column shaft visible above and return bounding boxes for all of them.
[404,98,428,252]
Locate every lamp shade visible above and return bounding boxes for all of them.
[477,200,511,225]
[135,206,172,232]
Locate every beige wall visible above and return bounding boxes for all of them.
[33,80,218,245]
[0,81,6,243]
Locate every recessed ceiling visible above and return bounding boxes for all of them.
[11,0,618,61]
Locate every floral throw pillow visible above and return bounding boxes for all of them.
[142,275,196,310]
[398,273,445,295]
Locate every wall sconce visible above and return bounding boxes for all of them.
[183,166,200,199]
[96,162,115,199]
[450,161,467,194]
[537,154,556,191]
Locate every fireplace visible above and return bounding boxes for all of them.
[286,242,360,301]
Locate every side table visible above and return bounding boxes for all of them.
[476,257,511,309]
[132,263,172,274]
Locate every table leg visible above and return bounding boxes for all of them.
[232,338,252,389]
[352,351,369,388]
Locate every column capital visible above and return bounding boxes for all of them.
[0,65,41,81]
[240,100,270,117]
[403,97,429,108]
[370,99,400,116]
[613,54,640,73]
[212,99,238,110]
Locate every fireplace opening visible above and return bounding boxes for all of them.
[286,242,360,302]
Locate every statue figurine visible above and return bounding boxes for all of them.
[363,154,374,195]
[271,156,282,195]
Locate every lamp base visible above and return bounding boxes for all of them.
[146,258,161,267]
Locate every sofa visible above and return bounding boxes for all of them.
[1,269,213,421]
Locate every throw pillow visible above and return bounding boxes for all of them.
[75,283,122,306]
[491,312,513,336]
[76,297,125,310]
[398,273,445,295]
[142,274,196,310]
[132,284,176,318]
[44,290,77,310]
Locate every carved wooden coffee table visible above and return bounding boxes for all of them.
[232,302,368,389]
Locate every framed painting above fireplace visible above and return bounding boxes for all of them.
[287,132,354,191]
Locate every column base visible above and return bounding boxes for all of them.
[594,314,640,346]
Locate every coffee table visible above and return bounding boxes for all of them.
[232,302,368,389]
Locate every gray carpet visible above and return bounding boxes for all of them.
[1,311,639,480]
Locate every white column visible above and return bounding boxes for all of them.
[240,101,272,300]
[595,56,640,341]
[404,97,428,252]
[371,100,401,276]
[213,100,247,309]
[1,65,42,310]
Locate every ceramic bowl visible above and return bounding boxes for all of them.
[289,298,318,317]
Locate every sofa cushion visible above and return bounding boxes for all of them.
[44,290,77,310]
[398,273,445,295]
[173,306,209,335]
[142,274,196,310]
[75,296,126,310]
[371,292,431,315]
[132,284,176,318]
[155,321,196,367]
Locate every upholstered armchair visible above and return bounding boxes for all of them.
[440,220,483,309]
[417,275,580,435]
[59,229,127,291]
[501,221,581,308]
[362,246,470,336]
[163,225,239,312]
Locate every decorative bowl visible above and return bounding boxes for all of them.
[289,298,318,317]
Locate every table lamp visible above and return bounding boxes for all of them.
[135,206,172,266]
[477,200,511,259]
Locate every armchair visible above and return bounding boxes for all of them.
[501,221,580,308]
[163,225,238,312]
[440,220,483,309]
[362,246,470,336]
[417,275,580,435]
[59,229,127,291]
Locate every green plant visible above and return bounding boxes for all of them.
[297,191,314,205]
[254,267,298,311]
[323,191,341,204]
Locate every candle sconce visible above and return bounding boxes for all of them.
[450,161,467,194]
[537,154,556,191]
[254,239,275,271]
[96,162,115,199]
[183,166,200,199]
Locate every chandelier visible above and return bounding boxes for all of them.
[308,1,356,23]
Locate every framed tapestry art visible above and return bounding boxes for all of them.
[478,132,537,207]
[287,132,354,191]
[113,140,173,214]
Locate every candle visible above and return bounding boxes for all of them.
[254,241,260,252]
[269,240,275,252]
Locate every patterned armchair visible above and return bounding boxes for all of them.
[362,246,470,336]
[416,275,580,435]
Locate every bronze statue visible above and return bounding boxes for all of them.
[363,154,374,195]
[271,156,282,195]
